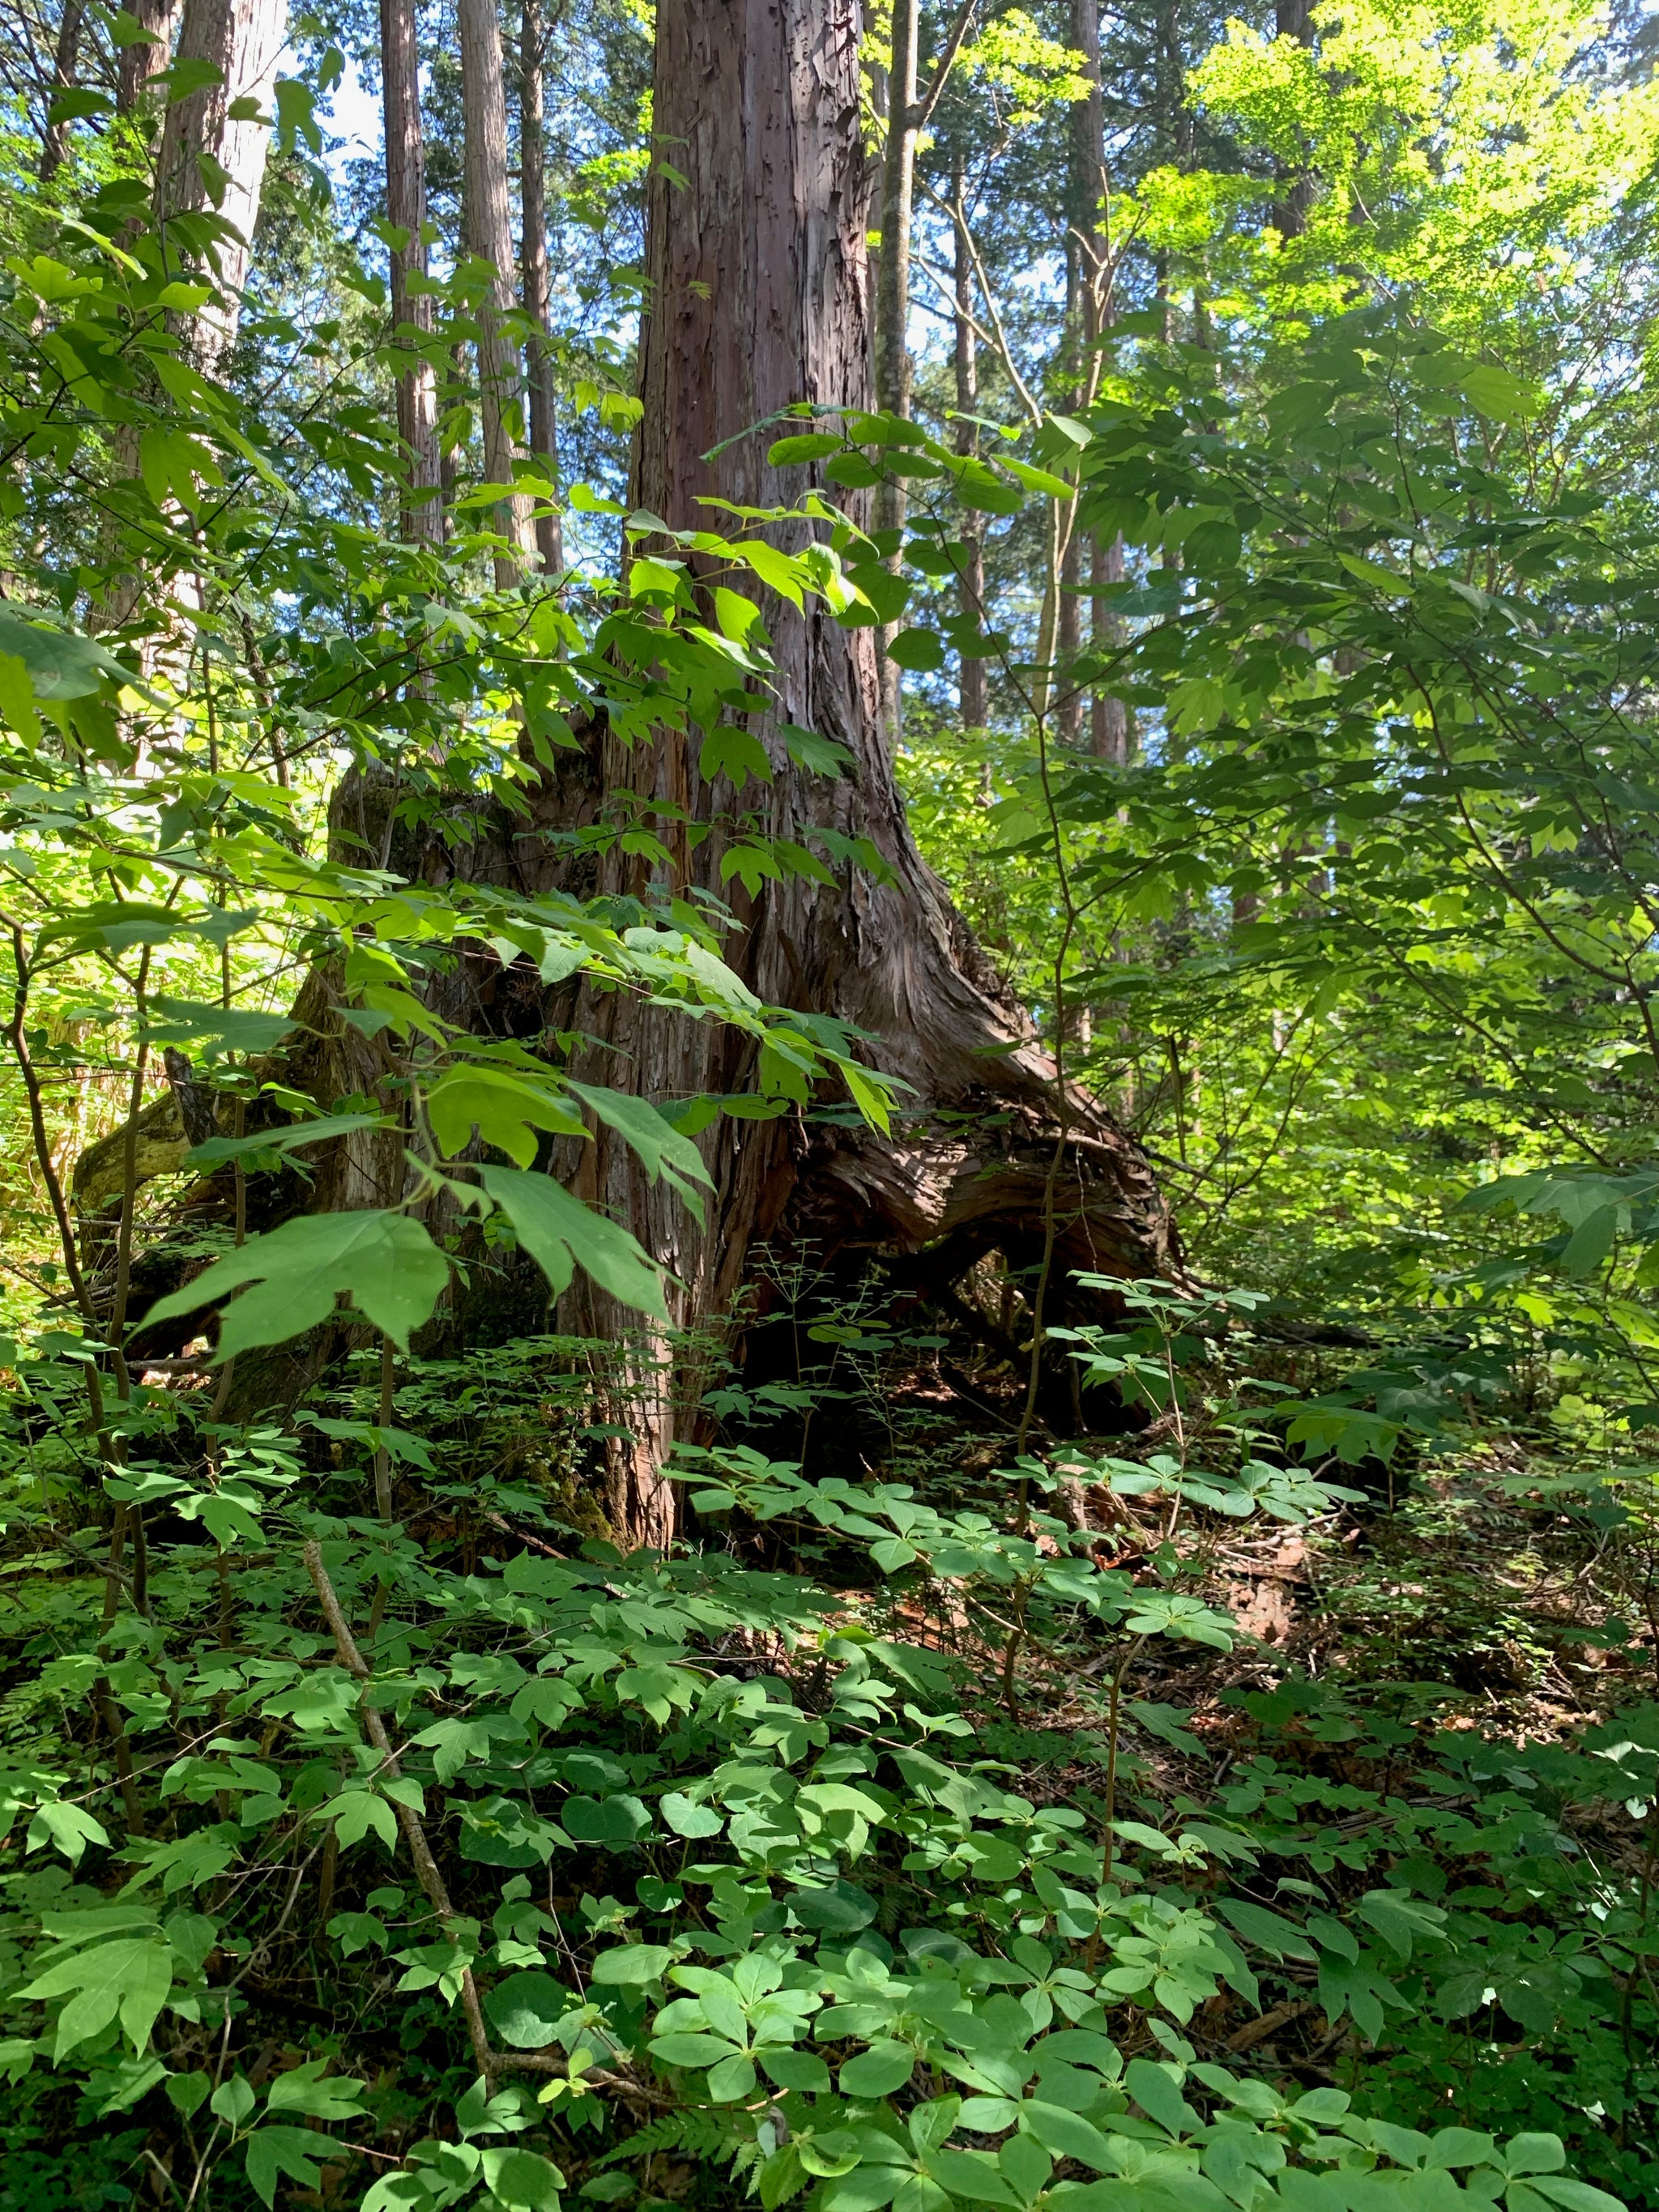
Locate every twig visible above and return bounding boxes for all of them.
[302,1538,496,2078]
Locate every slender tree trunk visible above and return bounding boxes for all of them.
[39,0,85,182]
[92,0,282,631]
[872,0,917,748]
[154,0,290,375]
[520,0,564,574]
[117,0,178,114]
[560,0,1174,1543]
[382,0,442,542]
[458,0,535,587]
[1272,0,1316,237]
[1071,0,1128,761]
[952,165,986,734]
[1055,232,1081,741]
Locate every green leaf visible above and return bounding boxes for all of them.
[0,652,41,746]
[1561,1204,1618,1278]
[212,2076,257,2125]
[186,1112,392,1166]
[1124,2056,1201,2138]
[26,1801,109,1867]
[109,7,168,42]
[245,2128,326,2209]
[783,722,853,777]
[768,433,845,465]
[0,608,130,700]
[650,2032,739,2065]
[1459,364,1536,421]
[140,1210,450,1358]
[659,1790,723,1838]
[19,1938,173,2058]
[143,997,298,1061]
[477,1165,667,1320]
[1213,1898,1316,1963]
[591,1945,674,1985]
[1002,457,1074,498]
[561,1793,650,1848]
[46,88,112,123]
[839,2039,916,2096]
[825,452,881,488]
[331,1788,399,1851]
[266,2060,368,2121]
[925,2149,1021,2206]
[1527,2184,1627,2212]
[427,1064,585,1166]
[484,1970,569,2048]
[1018,2100,1113,2171]
[887,629,945,672]
[700,723,774,790]
[761,2046,832,2091]
[708,2052,757,2101]
[568,1084,714,1217]
[481,2148,566,2211]
[1504,2140,1568,2177]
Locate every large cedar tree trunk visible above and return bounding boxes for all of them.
[559,0,1174,1543]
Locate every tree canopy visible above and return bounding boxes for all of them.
[0,0,1654,2207]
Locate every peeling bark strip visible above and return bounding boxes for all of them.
[561,0,1175,1542]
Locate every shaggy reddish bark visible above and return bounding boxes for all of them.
[557,0,1174,1542]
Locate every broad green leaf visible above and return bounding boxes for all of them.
[1018,2099,1113,2170]
[0,608,130,699]
[19,1937,173,2057]
[591,1945,674,1985]
[768,433,847,465]
[568,1083,713,1216]
[331,1788,399,1850]
[477,1165,667,1319]
[143,997,298,1061]
[700,723,774,790]
[266,2060,368,2121]
[484,1970,569,2048]
[427,1065,585,1166]
[839,2039,916,2096]
[924,2148,1021,2206]
[141,1210,450,1357]
[481,2148,566,2211]
[186,1112,393,1166]
[26,1801,109,1867]
[245,2127,326,2209]
[783,722,853,776]
[887,628,945,672]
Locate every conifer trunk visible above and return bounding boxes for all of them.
[458,0,535,585]
[519,0,564,574]
[155,0,289,373]
[39,0,85,182]
[1070,0,1128,761]
[952,164,986,733]
[116,0,177,114]
[872,0,916,748]
[382,0,442,541]
[561,0,1173,1544]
